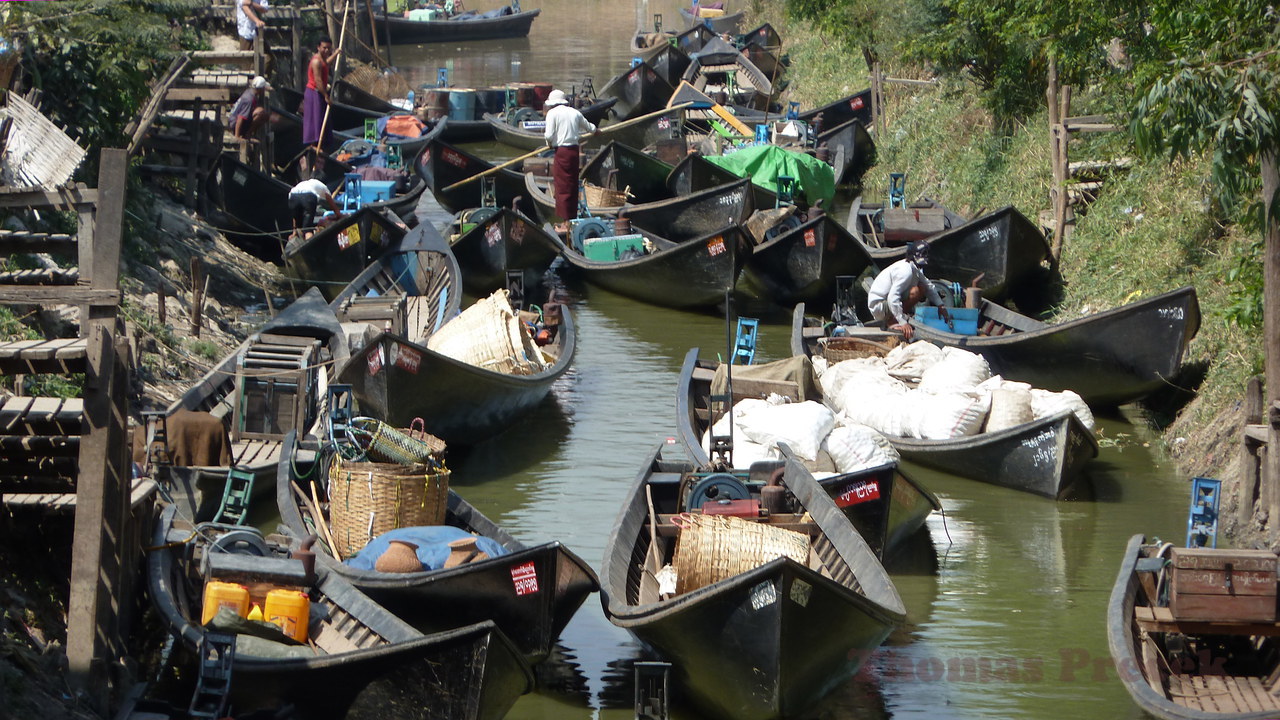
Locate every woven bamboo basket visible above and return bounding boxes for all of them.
[327,456,449,559]
[426,289,545,375]
[672,514,811,594]
[819,335,899,363]
[352,417,446,465]
[583,182,627,208]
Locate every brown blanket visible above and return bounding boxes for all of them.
[132,409,232,468]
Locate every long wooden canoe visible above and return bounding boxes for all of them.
[276,431,600,664]
[148,504,533,720]
[373,6,540,44]
[417,125,536,216]
[600,444,905,720]
[282,207,409,301]
[599,60,677,121]
[446,206,565,295]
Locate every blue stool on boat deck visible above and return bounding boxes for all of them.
[732,317,759,365]
[1186,476,1221,548]
[341,172,363,212]
[888,172,907,209]
[363,118,378,142]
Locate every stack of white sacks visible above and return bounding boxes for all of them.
[702,344,1095,478]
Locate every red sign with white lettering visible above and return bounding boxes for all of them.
[835,479,881,508]
[707,235,726,256]
[511,562,539,595]
[392,343,421,374]
[850,96,865,111]
[367,345,384,376]
[804,228,817,247]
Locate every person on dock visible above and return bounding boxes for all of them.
[543,88,596,234]
[237,0,269,51]
[867,240,949,341]
[229,76,271,140]
[288,175,341,240]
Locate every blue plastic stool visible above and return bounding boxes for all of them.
[888,172,906,209]
[341,172,363,212]
[437,67,449,88]
[754,124,770,144]
[1186,476,1221,548]
[732,317,759,365]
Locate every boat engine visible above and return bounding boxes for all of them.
[684,473,751,511]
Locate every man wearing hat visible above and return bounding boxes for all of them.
[866,239,949,341]
[230,75,271,140]
[543,88,596,233]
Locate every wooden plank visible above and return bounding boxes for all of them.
[165,87,235,103]
[26,397,65,424]
[0,286,119,304]
[0,397,35,432]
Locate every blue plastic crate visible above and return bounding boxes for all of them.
[914,306,980,335]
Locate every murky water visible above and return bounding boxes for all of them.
[386,4,1192,717]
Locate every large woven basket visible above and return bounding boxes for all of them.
[327,456,449,559]
[819,335,899,363]
[672,514,811,594]
[583,182,627,208]
[426,289,546,375]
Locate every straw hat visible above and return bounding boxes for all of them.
[545,89,568,107]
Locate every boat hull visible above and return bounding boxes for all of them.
[417,131,534,216]
[599,61,677,121]
[282,208,408,301]
[742,214,873,305]
[449,208,563,295]
[374,8,540,44]
[559,226,748,309]
[337,309,575,444]
[911,286,1202,407]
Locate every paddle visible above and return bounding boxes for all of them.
[440,102,696,193]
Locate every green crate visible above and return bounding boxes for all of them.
[582,234,645,262]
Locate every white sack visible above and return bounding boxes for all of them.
[1030,388,1095,431]
[736,400,835,461]
[884,341,944,383]
[823,423,899,473]
[918,346,992,393]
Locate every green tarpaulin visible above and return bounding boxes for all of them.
[704,144,836,208]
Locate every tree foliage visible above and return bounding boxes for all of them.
[1,1,204,157]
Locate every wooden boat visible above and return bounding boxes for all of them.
[282,208,414,302]
[335,237,575,443]
[1109,534,1280,720]
[856,205,1053,303]
[486,100,674,153]
[907,286,1202,407]
[667,151,785,211]
[334,78,400,114]
[580,140,676,206]
[276,431,600,664]
[741,212,874,306]
[678,4,746,34]
[600,444,905,720]
[523,171,621,223]
[817,117,875,186]
[799,88,873,131]
[207,153,293,257]
[787,308,1098,497]
[675,348,939,560]
[159,288,348,522]
[681,36,775,110]
[373,4,540,44]
[148,504,533,720]
[336,113,437,165]
[623,177,755,242]
[557,223,749,309]
[599,60,677,121]
[417,126,535,216]
[276,85,383,135]
[446,205,564,295]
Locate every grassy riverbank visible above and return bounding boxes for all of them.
[746,5,1266,541]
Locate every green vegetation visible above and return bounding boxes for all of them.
[746,1,1267,479]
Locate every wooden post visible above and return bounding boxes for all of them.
[254,25,265,77]
[190,257,203,338]
[1047,58,1061,249]
[365,0,380,63]
[325,0,338,46]
[292,12,304,94]
[1263,151,1280,527]
[1057,84,1074,258]
[871,62,885,139]
[67,149,129,705]
[158,284,166,327]
[1242,375,1264,526]
[187,98,202,209]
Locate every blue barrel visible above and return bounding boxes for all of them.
[448,88,476,121]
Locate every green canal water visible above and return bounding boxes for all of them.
[312,1,1197,716]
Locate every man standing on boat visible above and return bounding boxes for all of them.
[303,37,339,171]
[543,88,596,234]
[867,240,949,341]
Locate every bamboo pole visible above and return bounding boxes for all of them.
[1263,152,1280,527]
[441,103,695,193]
[314,1,351,157]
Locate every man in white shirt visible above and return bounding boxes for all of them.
[543,89,596,233]
[288,176,341,238]
[867,240,949,341]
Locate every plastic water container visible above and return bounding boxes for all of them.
[448,88,476,122]
[914,306,980,335]
[201,581,250,625]
[264,588,310,643]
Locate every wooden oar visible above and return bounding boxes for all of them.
[440,102,696,193]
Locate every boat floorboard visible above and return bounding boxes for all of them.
[232,439,282,467]
[1168,674,1280,714]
